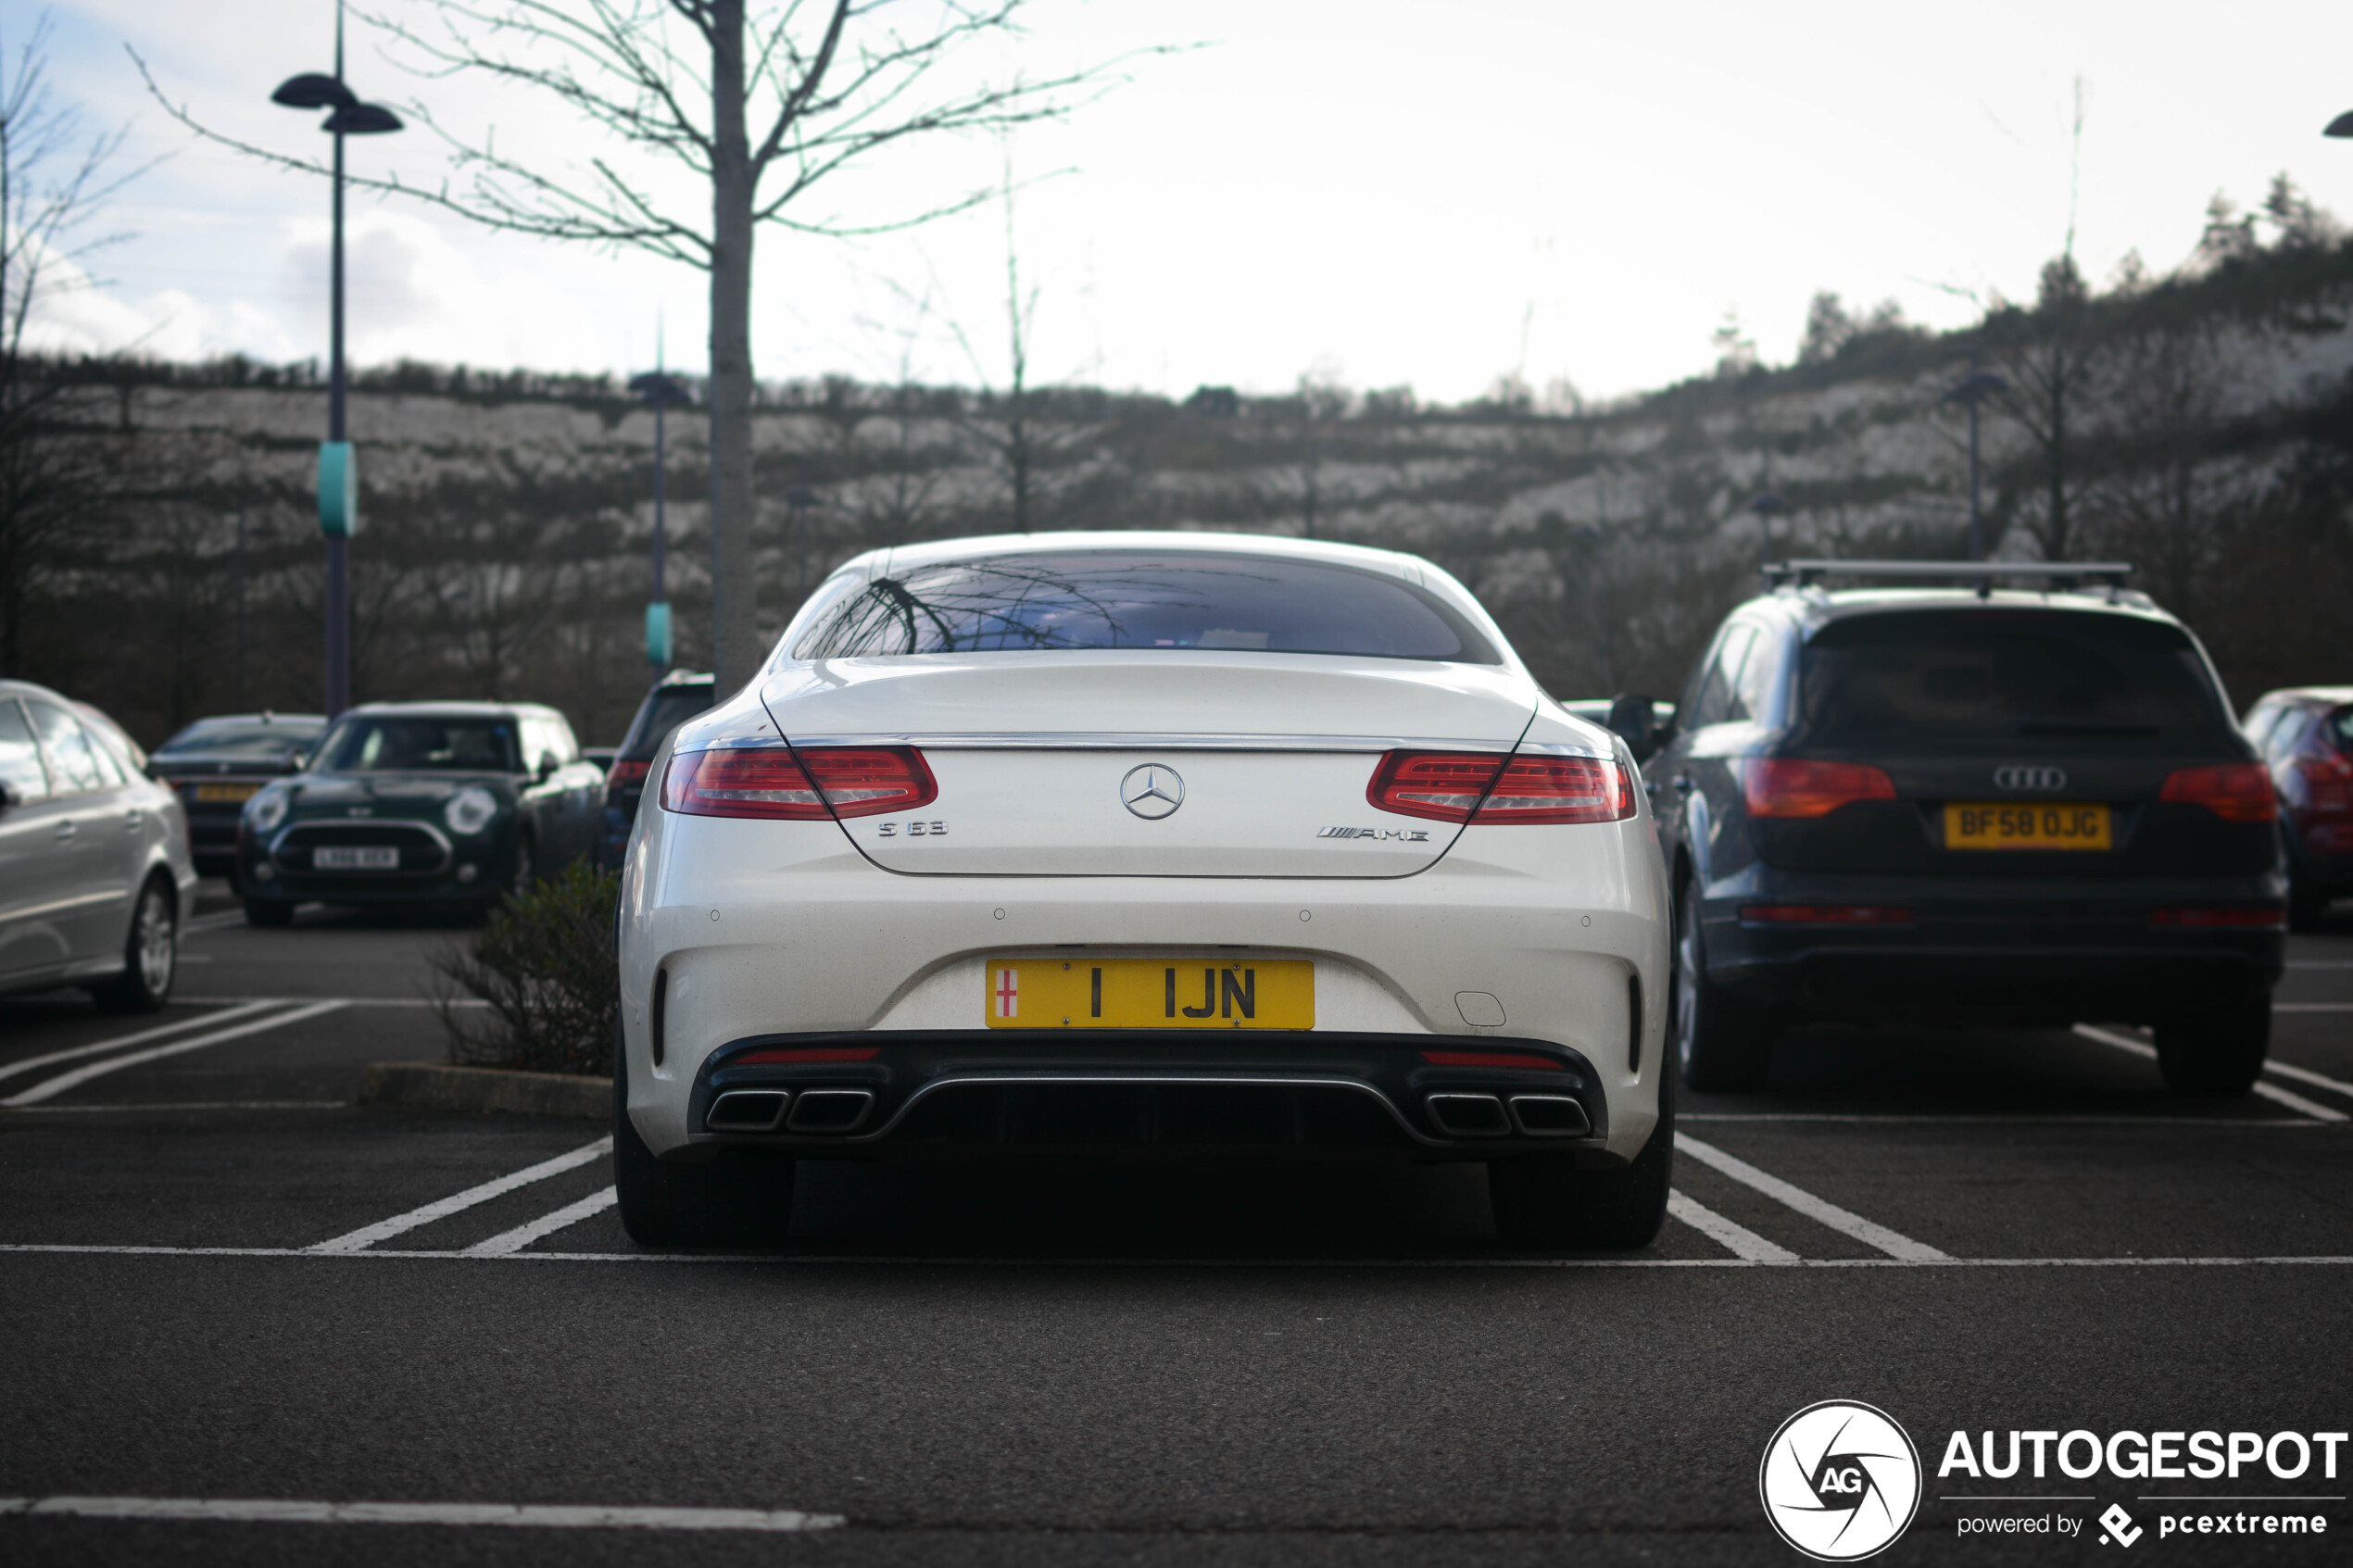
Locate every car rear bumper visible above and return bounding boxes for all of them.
[1700,869,2286,1024]
[674,1030,1616,1165]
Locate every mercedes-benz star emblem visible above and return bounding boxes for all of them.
[1120,763,1185,821]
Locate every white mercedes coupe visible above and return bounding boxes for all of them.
[614,532,1672,1249]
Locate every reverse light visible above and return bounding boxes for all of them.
[661,746,937,820]
[1367,752,1636,824]
[1740,904,1913,926]
[1743,759,1896,818]
[2149,907,2287,929]
[2158,763,2276,823]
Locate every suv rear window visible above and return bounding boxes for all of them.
[622,685,714,761]
[1797,610,2225,742]
[792,552,1498,663]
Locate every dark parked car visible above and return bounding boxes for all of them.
[237,701,605,926]
[146,712,325,878]
[600,671,712,869]
[2240,685,2353,929]
[1638,560,2284,1097]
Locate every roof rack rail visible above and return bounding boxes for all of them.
[1760,558,2134,591]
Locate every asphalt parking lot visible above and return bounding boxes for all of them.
[3,888,2349,1566]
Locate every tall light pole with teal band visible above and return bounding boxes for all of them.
[272,0,401,716]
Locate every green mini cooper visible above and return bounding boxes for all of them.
[236,701,606,926]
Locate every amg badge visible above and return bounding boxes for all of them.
[1318,826,1430,842]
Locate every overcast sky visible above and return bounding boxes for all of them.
[23,0,2353,404]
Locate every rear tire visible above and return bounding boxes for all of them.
[244,897,295,929]
[1673,875,1774,1092]
[2287,871,2330,933]
[614,1038,796,1248]
[92,876,177,1013]
[1490,1068,1673,1251]
[2156,985,2270,1097]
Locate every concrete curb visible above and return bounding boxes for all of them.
[360,1061,608,1122]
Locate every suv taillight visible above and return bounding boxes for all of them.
[1743,759,1896,818]
[2295,755,2353,813]
[1368,752,1635,824]
[603,758,651,807]
[2158,764,2276,823]
[661,746,937,820]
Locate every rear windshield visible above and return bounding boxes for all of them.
[1797,610,2225,742]
[623,686,714,760]
[792,552,1499,663]
[313,717,521,773]
[2327,707,2353,753]
[157,722,321,759]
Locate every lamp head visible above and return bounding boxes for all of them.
[324,103,404,135]
[272,73,356,111]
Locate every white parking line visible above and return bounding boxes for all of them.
[0,1001,283,1089]
[308,1137,612,1254]
[1673,1133,1949,1261]
[2072,1026,2350,1123]
[0,1496,844,1532]
[2262,1059,2353,1101]
[5,1102,346,1115]
[181,910,249,935]
[1,1002,346,1108]
[6,1241,2353,1269]
[464,1187,620,1256]
[173,996,490,1009]
[1666,1189,1800,1263]
[1683,1114,2324,1126]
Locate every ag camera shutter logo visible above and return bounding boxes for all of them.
[1759,1400,1922,1562]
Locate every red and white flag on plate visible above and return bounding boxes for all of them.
[994,967,1018,1018]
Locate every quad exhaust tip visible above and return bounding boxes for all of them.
[706,1089,789,1133]
[784,1088,875,1135]
[1424,1092,1592,1139]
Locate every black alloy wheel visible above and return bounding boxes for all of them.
[613,1026,796,1248]
[1673,875,1775,1092]
[1488,1067,1674,1251]
[2155,985,2271,1097]
[93,876,177,1013]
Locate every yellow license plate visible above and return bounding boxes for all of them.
[1944,802,2111,850]
[194,783,260,803]
[984,958,1314,1030]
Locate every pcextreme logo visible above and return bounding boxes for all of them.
[1759,1400,1924,1562]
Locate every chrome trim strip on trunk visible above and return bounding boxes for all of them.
[765,732,1596,757]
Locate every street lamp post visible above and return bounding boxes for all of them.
[1944,350,2009,562]
[271,0,401,717]
[627,370,691,667]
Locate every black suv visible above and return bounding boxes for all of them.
[1628,561,2284,1097]
[600,671,714,869]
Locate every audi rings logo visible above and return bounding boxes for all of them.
[1994,764,2068,792]
[1759,1400,1922,1562]
[1120,763,1185,821]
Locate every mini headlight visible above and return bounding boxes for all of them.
[248,788,289,834]
[445,786,498,835]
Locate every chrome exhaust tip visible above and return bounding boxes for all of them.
[1508,1095,1592,1137]
[706,1089,790,1133]
[1425,1092,1510,1138]
[785,1088,875,1135]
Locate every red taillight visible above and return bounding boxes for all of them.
[732,1047,883,1064]
[661,746,937,820]
[1419,1049,1564,1070]
[1740,904,1912,926]
[2158,763,2276,823]
[1742,759,1897,818]
[1367,752,1635,824]
[603,758,651,805]
[2150,907,2287,929]
[2296,756,2353,813]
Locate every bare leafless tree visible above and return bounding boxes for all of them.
[1,11,146,674]
[139,1,1151,691]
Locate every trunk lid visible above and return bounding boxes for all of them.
[761,652,1537,876]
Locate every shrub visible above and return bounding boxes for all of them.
[432,860,620,1076]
